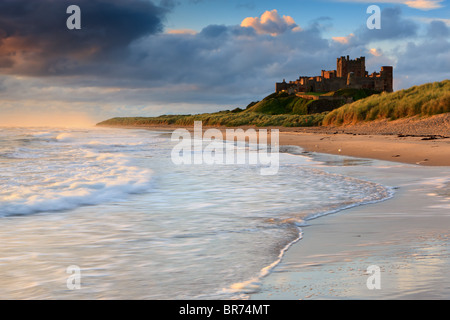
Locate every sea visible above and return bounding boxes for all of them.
[0,127,392,299]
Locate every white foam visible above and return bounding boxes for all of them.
[222,226,304,297]
[55,132,75,142]
[0,129,155,216]
[0,168,153,216]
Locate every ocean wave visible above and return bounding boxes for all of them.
[0,166,153,216]
[0,129,155,216]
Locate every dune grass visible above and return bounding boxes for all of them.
[97,111,326,128]
[323,80,450,126]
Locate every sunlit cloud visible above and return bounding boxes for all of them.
[369,48,383,56]
[240,9,301,36]
[167,29,198,35]
[332,33,355,44]
[335,0,444,10]
[404,0,444,10]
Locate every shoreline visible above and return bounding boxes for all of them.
[226,175,396,299]
[250,155,450,299]
[97,122,450,166]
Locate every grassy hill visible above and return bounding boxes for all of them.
[322,88,381,100]
[244,88,380,115]
[97,81,449,128]
[323,80,450,126]
[243,92,313,115]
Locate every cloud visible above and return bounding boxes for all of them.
[403,0,444,10]
[240,9,301,36]
[394,39,450,89]
[333,7,419,47]
[332,33,355,44]
[415,17,450,26]
[0,0,167,76]
[357,7,418,41]
[368,48,382,56]
[427,20,450,38]
[199,24,229,37]
[167,29,198,35]
[335,0,444,11]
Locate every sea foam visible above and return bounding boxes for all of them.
[0,129,154,216]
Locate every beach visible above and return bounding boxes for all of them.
[131,119,450,299]
[1,124,449,299]
[277,131,450,166]
[1,127,394,299]
[1,0,449,303]
[250,154,450,299]
[277,113,450,166]
[125,112,450,167]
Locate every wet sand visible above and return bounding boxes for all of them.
[250,154,450,300]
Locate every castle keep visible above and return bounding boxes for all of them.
[276,56,393,94]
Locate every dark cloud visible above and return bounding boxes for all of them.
[199,24,229,38]
[0,0,167,75]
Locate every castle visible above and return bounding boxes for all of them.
[276,56,393,94]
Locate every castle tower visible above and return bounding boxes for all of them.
[275,79,288,93]
[380,66,393,92]
[337,56,366,78]
[336,56,347,78]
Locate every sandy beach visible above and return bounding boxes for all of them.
[121,113,450,166]
[277,113,450,166]
[124,124,450,166]
[277,132,450,166]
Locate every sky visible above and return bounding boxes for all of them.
[0,0,449,126]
